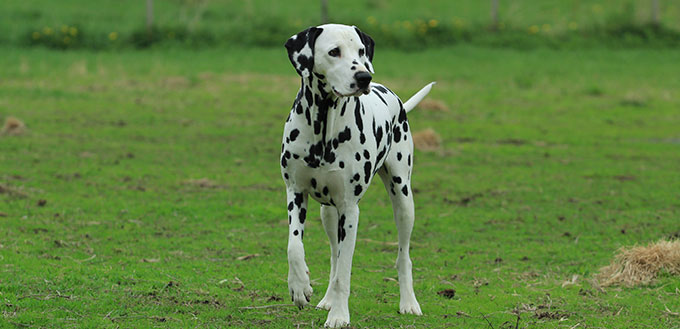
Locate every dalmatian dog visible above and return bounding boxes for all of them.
[280,24,434,328]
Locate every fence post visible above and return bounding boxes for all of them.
[490,0,499,30]
[146,0,154,37]
[321,0,329,24]
[651,0,660,25]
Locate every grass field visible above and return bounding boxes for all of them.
[2,44,680,328]
[3,0,680,50]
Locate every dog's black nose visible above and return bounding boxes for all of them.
[354,72,372,89]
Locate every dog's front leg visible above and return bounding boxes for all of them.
[286,189,312,308]
[324,205,359,328]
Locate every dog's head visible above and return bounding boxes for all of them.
[285,24,375,97]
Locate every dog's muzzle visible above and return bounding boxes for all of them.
[354,72,372,91]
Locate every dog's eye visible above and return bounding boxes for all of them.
[359,48,365,57]
[328,48,340,57]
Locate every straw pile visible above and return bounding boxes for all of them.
[412,128,442,152]
[1,117,26,136]
[597,239,680,286]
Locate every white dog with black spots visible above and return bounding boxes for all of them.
[280,23,435,328]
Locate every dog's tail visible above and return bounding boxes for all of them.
[403,82,436,113]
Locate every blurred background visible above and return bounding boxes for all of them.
[2,0,679,50]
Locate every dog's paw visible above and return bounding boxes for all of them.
[399,300,422,315]
[288,270,313,308]
[324,311,350,328]
[316,295,333,310]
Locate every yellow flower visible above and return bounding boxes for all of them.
[108,32,118,41]
[43,27,53,35]
[541,24,551,32]
[69,27,78,37]
[61,25,69,34]
[367,16,377,25]
[32,32,41,40]
[63,36,71,44]
[568,22,579,30]
[418,26,427,35]
[528,25,539,34]
[428,19,439,28]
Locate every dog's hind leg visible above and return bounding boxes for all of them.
[286,189,313,308]
[317,205,339,310]
[378,154,422,315]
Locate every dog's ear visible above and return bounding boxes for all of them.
[285,26,323,77]
[354,26,375,73]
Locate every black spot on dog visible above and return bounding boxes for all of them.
[338,127,351,143]
[355,153,361,161]
[374,85,388,94]
[339,161,345,168]
[375,126,383,145]
[397,152,402,161]
[363,150,370,159]
[311,178,317,188]
[288,201,294,211]
[293,229,299,236]
[294,193,303,208]
[323,186,329,195]
[364,161,372,184]
[284,173,289,179]
[289,129,300,141]
[353,173,360,182]
[401,185,409,197]
[392,176,402,184]
[338,215,346,242]
[304,86,313,105]
[304,107,311,126]
[393,125,402,143]
[299,208,306,224]
[376,148,386,166]
[373,89,387,105]
[354,184,362,196]
[398,107,407,123]
[340,102,347,116]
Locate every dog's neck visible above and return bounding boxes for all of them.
[296,73,352,168]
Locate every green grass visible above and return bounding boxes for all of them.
[1,45,680,328]
[2,0,680,49]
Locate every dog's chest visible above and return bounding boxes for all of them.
[280,92,396,203]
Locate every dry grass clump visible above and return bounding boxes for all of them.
[597,239,680,286]
[412,128,442,152]
[417,99,450,112]
[1,117,27,136]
